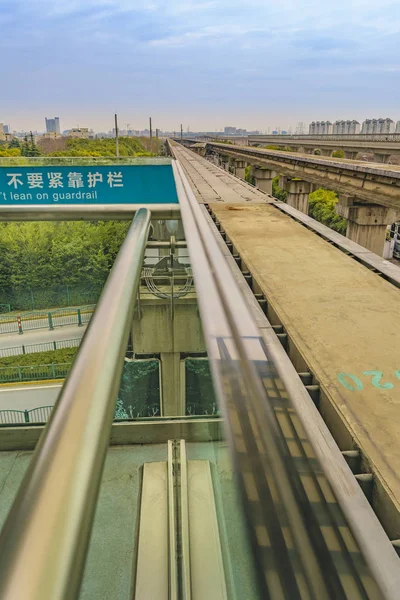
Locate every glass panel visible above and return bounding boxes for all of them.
[115,359,161,419]
[185,358,218,416]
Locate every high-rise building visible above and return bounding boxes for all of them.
[331,120,360,134]
[45,117,61,134]
[361,118,395,134]
[309,121,333,135]
[3,125,9,134]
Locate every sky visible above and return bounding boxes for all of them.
[1,0,400,133]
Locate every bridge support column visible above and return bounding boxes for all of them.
[217,154,229,170]
[344,151,358,160]
[280,178,312,214]
[320,148,332,157]
[160,352,183,416]
[373,153,391,164]
[233,160,246,179]
[337,199,399,256]
[252,167,275,194]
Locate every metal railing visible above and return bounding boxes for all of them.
[0,204,180,222]
[0,406,53,425]
[0,337,81,359]
[0,362,71,384]
[0,306,94,335]
[0,207,151,599]
[0,338,82,358]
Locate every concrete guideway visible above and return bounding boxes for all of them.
[248,134,400,163]
[210,202,400,541]
[171,141,271,204]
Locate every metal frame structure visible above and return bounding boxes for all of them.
[0,208,151,599]
[0,204,180,221]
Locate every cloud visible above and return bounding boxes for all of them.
[1,0,400,130]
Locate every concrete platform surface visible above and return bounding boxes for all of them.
[211,202,400,538]
[0,445,168,600]
[0,441,258,599]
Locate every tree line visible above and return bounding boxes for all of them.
[0,136,162,158]
[0,221,130,306]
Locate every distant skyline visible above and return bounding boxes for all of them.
[1,0,400,132]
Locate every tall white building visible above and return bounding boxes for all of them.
[361,118,395,134]
[309,121,333,135]
[332,120,360,134]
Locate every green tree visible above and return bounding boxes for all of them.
[244,165,255,185]
[332,149,345,158]
[0,221,129,308]
[272,176,288,201]
[8,138,21,149]
[308,188,347,235]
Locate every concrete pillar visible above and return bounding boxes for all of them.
[160,352,183,416]
[222,156,230,171]
[320,148,332,157]
[373,153,391,164]
[282,178,312,214]
[252,167,275,194]
[344,151,358,160]
[337,199,399,256]
[234,160,246,179]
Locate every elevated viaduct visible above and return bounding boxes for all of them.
[248,133,400,163]
[183,139,400,256]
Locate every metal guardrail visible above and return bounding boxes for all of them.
[0,337,81,359]
[0,406,53,425]
[0,204,180,221]
[0,405,158,425]
[0,306,94,335]
[0,207,151,599]
[0,362,71,384]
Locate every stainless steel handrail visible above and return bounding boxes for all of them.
[171,156,400,599]
[0,203,180,221]
[0,208,151,600]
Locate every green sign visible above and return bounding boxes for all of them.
[0,164,178,205]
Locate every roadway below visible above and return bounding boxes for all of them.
[0,383,61,411]
[0,324,86,355]
[0,312,92,335]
